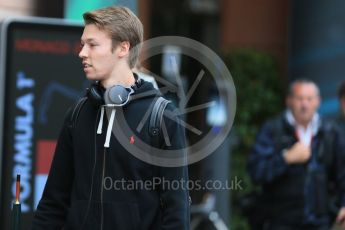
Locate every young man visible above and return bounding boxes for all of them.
[248,79,345,229]
[31,6,190,230]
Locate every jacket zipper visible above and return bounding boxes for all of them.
[100,148,106,230]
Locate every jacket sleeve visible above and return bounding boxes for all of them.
[248,121,289,184]
[333,127,345,207]
[157,107,190,230]
[31,109,74,229]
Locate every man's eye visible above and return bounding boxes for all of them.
[90,44,98,47]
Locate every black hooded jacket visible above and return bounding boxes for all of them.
[31,79,190,230]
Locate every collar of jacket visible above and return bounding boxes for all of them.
[284,110,321,136]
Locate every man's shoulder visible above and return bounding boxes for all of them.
[262,113,286,131]
[320,115,345,137]
[334,115,345,127]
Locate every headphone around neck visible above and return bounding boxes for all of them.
[86,73,142,106]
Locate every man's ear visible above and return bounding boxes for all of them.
[341,97,345,112]
[118,41,130,58]
[341,97,345,106]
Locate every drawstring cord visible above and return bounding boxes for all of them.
[104,108,116,148]
[97,106,105,134]
[97,106,116,148]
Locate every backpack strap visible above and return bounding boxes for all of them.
[69,97,87,128]
[149,97,171,148]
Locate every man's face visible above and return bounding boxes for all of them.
[287,83,320,125]
[341,96,345,117]
[79,24,120,81]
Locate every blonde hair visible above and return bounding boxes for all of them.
[83,6,143,68]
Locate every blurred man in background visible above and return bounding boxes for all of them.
[334,82,345,131]
[248,79,345,230]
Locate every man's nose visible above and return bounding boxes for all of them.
[79,45,87,59]
[301,101,309,108]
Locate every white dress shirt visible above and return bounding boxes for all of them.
[285,110,320,147]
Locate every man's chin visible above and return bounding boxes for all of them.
[294,113,314,124]
[300,116,313,124]
[86,75,102,81]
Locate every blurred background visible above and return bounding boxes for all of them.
[0,0,345,229]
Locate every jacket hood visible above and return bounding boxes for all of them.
[131,78,162,101]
